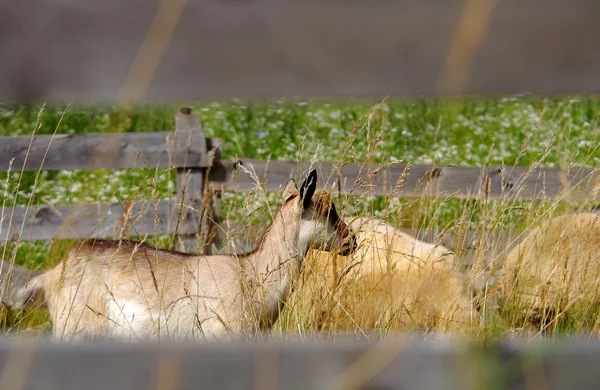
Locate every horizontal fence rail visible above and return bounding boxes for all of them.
[0,113,212,251]
[0,200,197,242]
[2,0,600,102]
[3,130,596,202]
[0,338,596,390]
[0,131,209,172]
[210,158,600,202]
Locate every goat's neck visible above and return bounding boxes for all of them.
[243,206,309,325]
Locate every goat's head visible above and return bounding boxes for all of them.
[281,169,357,256]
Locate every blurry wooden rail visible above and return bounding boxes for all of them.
[0,338,596,390]
[2,0,600,102]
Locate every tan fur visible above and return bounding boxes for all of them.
[494,212,600,327]
[289,217,472,334]
[11,172,355,341]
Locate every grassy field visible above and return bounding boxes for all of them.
[1,96,600,340]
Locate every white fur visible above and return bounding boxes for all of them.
[107,299,155,340]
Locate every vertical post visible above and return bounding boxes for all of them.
[200,185,222,255]
[175,107,206,253]
[200,139,225,255]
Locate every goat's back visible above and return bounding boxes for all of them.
[292,217,471,334]
[14,240,243,340]
[497,212,600,323]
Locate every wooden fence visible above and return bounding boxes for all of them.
[2,109,598,252]
[3,0,600,386]
[2,0,600,258]
[1,109,211,249]
[0,106,597,288]
[3,107,599,245]
[0,337,596,390]
[2,0,600,102]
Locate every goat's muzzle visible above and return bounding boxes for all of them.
[338,235,358,256]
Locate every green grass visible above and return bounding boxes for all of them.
[1,96,600,339]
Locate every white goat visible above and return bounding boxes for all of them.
[10,169,356,341]
[292,217,472,333]
[494,212,600,329]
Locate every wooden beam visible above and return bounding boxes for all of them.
[2,0,600,102]
[0,339,597,389]
[174,108,208,253]
[210,159,600,201]
[0,199,196,242]
[202,186,225,256]
[0,131,210,172]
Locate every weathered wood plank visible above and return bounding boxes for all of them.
[202,186,225,256]
[0,131,210,172]
[2,0,600,102]
[0,339,596,390]
[173,109,208,253]
[0,199,196,242]
[211,159,600,201]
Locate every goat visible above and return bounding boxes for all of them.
[493,212,600,330]
[9,169,356,341]
[289,217,472,334]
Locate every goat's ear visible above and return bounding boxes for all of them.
[282,179,299,202]
[299,169,317,210]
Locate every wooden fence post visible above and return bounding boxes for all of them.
[174,107,207,253]
[200,185,223,255]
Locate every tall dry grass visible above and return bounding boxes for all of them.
[285,217,471,337]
